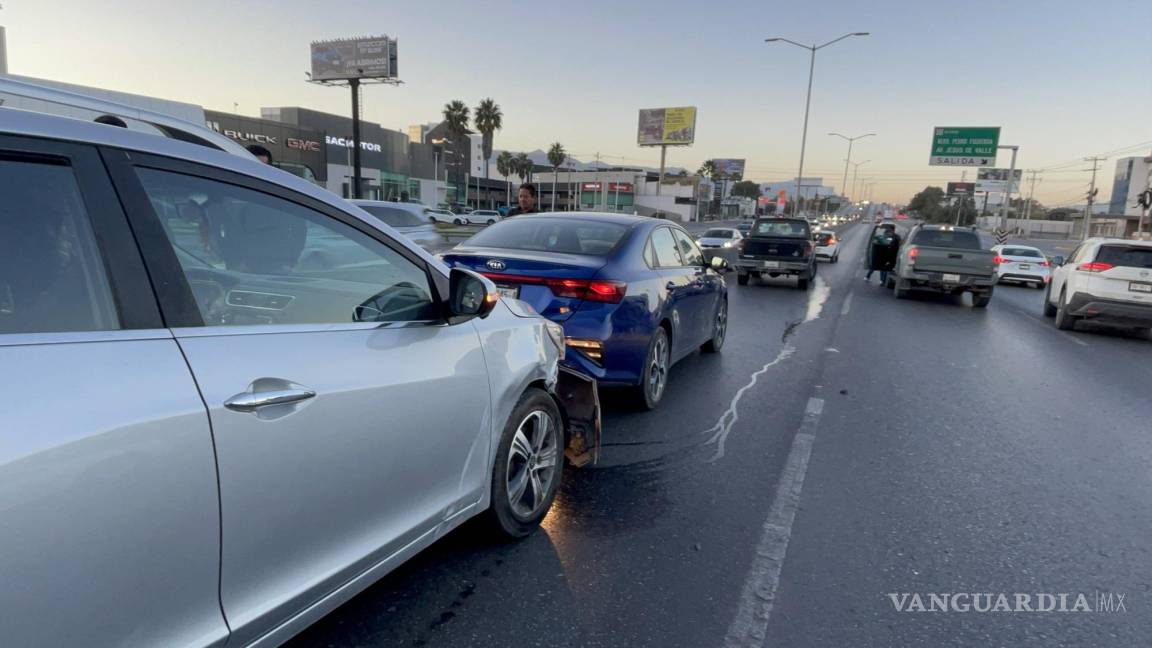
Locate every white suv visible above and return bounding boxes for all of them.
[1044,238,1152,336]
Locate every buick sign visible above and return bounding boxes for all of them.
[486,259,507,271]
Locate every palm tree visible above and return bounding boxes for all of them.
[547,142,566,212]
[515,152,531,184]
[442,100,470,205]
[473,98,503,208]
[496,150,514,208]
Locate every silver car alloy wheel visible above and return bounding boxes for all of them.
[715,301,728,347]
[506,409,559,518]
[648,333,669,403]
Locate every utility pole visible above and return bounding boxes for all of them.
[995,145,1019,246]
[1137,151,1152,239]
[1022,170,1041,238]
[1082,156,1106,240]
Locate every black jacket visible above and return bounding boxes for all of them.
[505,206,538,217]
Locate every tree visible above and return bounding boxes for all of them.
[907,186,948,222]
[514,152,531,183]
[547,142,566,212]
[697,161,723,216]
[731,180,761,200]
[496,151,514,207]
[473,98,503,208]
[442,100,470,204]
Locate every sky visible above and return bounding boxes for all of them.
[4,0,1151,204]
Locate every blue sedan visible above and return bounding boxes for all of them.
[443,213,729,409]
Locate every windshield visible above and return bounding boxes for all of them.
[1002,247,1042,258]
[703,229,733,238]
[1096,245,1152,268]
[912,229,981,249]
[464,218,629,255]
[754,220,809,237]
[357,204,428,228]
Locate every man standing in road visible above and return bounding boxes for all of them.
[506,183,539,217]
[865,223,900,284]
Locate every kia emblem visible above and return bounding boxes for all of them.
[486,259,506,271]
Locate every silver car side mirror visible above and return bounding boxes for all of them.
[448,268,498,322]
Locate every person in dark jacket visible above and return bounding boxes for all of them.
[865,224,901,284]
[506,183,539,217]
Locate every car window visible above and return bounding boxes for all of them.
[649,227,683,267]
[0,156,119,334]
[1002,247,1042,258]
[1066,245,1085,264]
[643,239,657,268]
[911,229,981,249]
[672,229,704,266]
[816,233,834,245]
[703,229,732,238]
[464,218,628,255]
[754,220,808,237]
[357,204,427,228]
[136,168,438,326]
[1095,245,1152,268]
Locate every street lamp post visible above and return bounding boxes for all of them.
[830,132,875,202]
[766,32,869,218]
[848,159,871,205]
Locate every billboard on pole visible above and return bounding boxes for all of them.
[947,182,976,196]
[637,107,697,146]
[713,158,746,179]
[311,37,398,81]
[976,168,1021,193]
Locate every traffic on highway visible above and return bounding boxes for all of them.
[1,4,1150,647]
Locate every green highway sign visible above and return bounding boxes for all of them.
[929,127,1001,166]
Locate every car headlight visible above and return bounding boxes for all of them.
[722,241,733,248]
[544,320,565,360]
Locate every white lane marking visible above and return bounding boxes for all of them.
[840,291,854,316]
[703,345,796,461]
[803,275,832,323]
[724,397,825,648]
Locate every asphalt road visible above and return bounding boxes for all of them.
[288,222,1151,648]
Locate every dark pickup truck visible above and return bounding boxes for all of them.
[889,224,996,307]
[734,218,817,290]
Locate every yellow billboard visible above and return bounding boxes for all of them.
[638,106,697,146]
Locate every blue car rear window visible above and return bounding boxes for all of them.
[465,219,629,255]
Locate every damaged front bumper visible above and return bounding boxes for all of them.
[555,366,601,468]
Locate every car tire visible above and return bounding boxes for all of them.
[454,218,466,226]
[1034,281,1045,290]
[832,254,839,264]
[1043,283,1057,317]
[1054,288,1077,331]
[701,299,727,353]
[634,327,671,411]
[737,272,750,286]
[885,276,895,290]
[972,291,992,308]
[485,388,564,538]
[894,279,910,300]
[487,219,496,225]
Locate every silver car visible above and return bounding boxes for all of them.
[351,199,446,252]
[0,106,599,647]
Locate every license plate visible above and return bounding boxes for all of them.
[762,261,780,269]
[1130,282,1152,293]
[496,284,521,299]
[942,273,961,283]
[1019,264,1031,270]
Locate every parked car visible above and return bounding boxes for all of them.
[443,213,730,410]
[426,207,467,225]
[990,244,1051,289]
[734,218,817,289]
[1044,238,1152,336]
[0,105,601,647]
[696,227,744,249]
[736,222,753,236]
[813,230,840,262]
[466,209,504,226]
[889,224,995,307]
[350,200,446,251]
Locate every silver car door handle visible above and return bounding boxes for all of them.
[666,282,679,291]
[225,388,317,412]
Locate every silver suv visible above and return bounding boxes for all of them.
[0,106,599,647]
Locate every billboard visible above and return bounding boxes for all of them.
[976,167,1021,193]
[637,107,697,146]
[310,37,398,81]
[713,158,746,179]
[947,182,976,196]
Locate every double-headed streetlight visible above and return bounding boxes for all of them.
[847,159,871,205]
[766,32,869,216]
[830,132,875,202]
